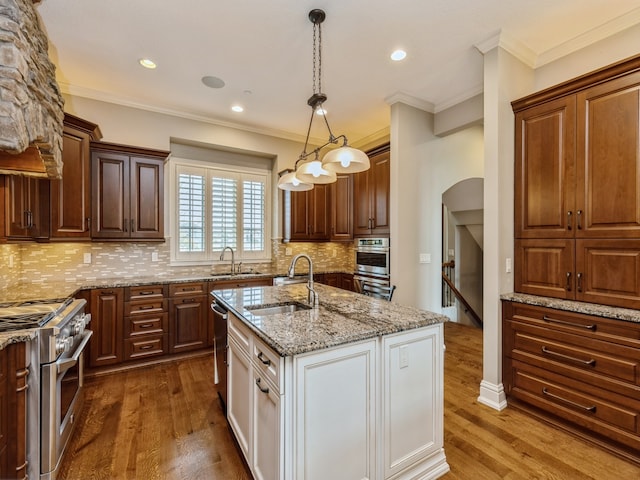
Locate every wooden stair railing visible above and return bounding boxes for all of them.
[441,262,483,329]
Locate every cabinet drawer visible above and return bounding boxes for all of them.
[124,299,166,316]
[228,314,251,355]
[253,337,281,393]
[169,282,206,296]
[507,321,640,387]
[508,303,640,348]
[124,334,168,360]
[125,313,168,337]
[510,361,640,447]
[126,284,167,301]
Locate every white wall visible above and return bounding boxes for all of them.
[389,103,483,311]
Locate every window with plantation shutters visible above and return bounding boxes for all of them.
[172,162,270,263]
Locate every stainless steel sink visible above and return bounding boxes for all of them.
[210,271,261,277]
[246,301,311,316]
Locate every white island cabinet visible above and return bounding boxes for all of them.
[217,284,449,480]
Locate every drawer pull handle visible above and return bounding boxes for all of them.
[542,387,596,413]
[257,351,271,366]
[183,287,196,291]
[542,315,596,331]
[567,211,572,230]
[139,305,154,310]
[255,377,269,394]
[140,345,154,350]
[139,291,155,295]
[140,323,153,328]
[576,272,583,292]
[576,210,583,230]
[541,346,596,367]
[565,272,572,292]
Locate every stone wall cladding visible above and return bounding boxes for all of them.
[0,0,64,177]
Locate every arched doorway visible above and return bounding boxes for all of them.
[441,177,483,327]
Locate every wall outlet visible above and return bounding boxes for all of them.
[419,253,431,264]
[505,257,512,273]
[285,247,293,256]
[399,345,409,369]
[152,251,159,262]
[448,249,455,257]
[83,253,92,264]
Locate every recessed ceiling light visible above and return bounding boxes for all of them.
[231,105,244,113]
[139,58,157,69]
[202,76,225,88]
[390,49,407,61]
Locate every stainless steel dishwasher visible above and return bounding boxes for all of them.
[211,300,228,414]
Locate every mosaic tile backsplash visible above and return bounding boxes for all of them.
[1,239,355,288]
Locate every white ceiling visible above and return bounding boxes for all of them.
[36,0,640,145]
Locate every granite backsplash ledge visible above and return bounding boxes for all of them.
[7,239,355,286]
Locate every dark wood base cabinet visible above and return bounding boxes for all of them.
[0,342,28,480]
[502,300,640,464]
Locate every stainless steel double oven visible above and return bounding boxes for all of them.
[354,237,391,286]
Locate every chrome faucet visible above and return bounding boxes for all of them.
[288,253,319,307]
[220,246,235,274]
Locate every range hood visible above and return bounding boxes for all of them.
[0,0,64,179]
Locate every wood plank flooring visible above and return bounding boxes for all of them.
[58,323,640,479]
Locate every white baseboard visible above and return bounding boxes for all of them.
[477,380,508,411]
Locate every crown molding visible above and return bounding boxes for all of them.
[384,91,434,112]
[434,84,484,113]
[536,7,640,67]
[58,81,320,145]
[474,29,537,68]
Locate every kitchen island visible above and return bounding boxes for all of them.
[212,283,450,480]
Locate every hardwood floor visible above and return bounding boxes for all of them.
[59,323,640,479]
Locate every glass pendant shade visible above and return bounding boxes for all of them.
[277,171,313,191]
[322,146,370,174]
[295,159,338,184]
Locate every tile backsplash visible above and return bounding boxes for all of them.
[4,239,355,287]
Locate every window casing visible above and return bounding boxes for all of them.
[171,160,270,264]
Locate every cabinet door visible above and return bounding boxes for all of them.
[576,239,640,309]
[252,372,280,480]
[51,123,92,239]
[330,173,353,241]
[290,190,311,240]
[382,326,444,479]
[576,72,640,238]
[340,273,355,291]
[89,288,124,367]
[309,184,329,240]
[515,96,576,238]
[130,156,164,239]
[4,176,49,239]
[353,169,372,236]
[294,340,377,480]
[370,150,390,235]
[169,296,208,353]
[515,239,575,299]
[228,338,252,464]
[92,151,129,238]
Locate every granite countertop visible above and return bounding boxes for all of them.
[501,292,640,323]
[212,283,449,356]
[0,328,36,351]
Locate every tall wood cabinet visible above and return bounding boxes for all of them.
[91,141,168,240]
[283,185,329,242]
[513,58,640,309]
[50,114,102,240]
[354,144,390,237]
[88,288,124,368]
[329,173,354,241]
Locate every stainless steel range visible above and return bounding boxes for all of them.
[0,297,92,480]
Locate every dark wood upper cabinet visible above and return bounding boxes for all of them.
[50,114,102,240]
[284,184,329,242]
[513,56,640,309]
[91,141,168,241]
[354,144,390,237]
[3,175,50,241]
[330,173,353,242]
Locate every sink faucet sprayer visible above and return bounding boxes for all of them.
[220,246,235,274]
[288,253,319,307]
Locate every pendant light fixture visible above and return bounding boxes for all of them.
[278,8,370,191]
